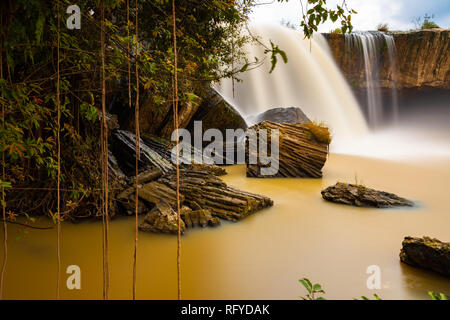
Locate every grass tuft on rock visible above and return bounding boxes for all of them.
[302,121,332,145]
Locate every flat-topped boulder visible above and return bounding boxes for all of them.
[400,236,450,277]
[321,182,414,208]
[246,121,330,178]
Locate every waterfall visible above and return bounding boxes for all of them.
[215,24,368,152]
[345,32,399,128]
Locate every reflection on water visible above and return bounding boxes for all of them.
[1,153,449,300]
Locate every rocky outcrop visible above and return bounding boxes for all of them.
[246,107,311,126]
[323,29,449,89]
[186,89,247,137]
[181,207,220,228]
[400,236,450,277]
[246,121,330,178]
[321,182,414,208]
[158,169,273,221]
[139,201,186,234]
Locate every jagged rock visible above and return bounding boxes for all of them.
[187,88,247,137]
[142,134,229,166]
[188,163,227,176]
[138,181,185,208]
[246,107,311,126]
[111,130,173,176]
[158,169,273,221]
[116,186,150,216]
[400,236,450,277]
[321,182,414,208]
[181,208,220,228]
[246,121,330,178]
[134,167,163,184]
[138,201,185,234]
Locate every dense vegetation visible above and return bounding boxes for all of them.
[0,0,355,221]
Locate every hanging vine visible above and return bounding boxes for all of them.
[0,10,6,301]
[172,0,182,301]
[133,0,140,301]
[100,0,110,300]
[56,0,62,300]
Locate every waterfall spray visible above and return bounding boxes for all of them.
[345,32,399,128]
[216,24,368,152]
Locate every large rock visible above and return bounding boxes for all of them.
[246,121,330,178]
[111,130,173,176]
[187,88,247,136]
[246,107,311,126]
[158,169,273,221]
[138,201,185,234]
[400,236,450,277]
[321,182,414,207]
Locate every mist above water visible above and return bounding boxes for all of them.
[215,24,368,152]
[216,24,450,161]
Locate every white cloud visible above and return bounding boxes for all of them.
[250,0,449,31]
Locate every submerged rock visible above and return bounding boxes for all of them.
[321,182,414,208]
[246,107,311,126]
[246,121,330,178]
[138,201,185,234]
[400,236,450,277]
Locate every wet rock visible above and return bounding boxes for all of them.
[159,169,273,221]
[246,107,311,126]
[138,201,185,234]
[246,121,330,178]
[188,163,227,176]
[181,208,220,228]
[400,236,450,277]
[321,182,414,207]
[138,180,185,208]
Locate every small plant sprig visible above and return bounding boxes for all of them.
[354,294,382,300]
[428,292,447,300]
[299,278,326,300]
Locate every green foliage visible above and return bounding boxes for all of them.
[278,0,356,38]
[265,41,288,74]
[428,292,447,300]
[299,278,326,300]
[412,14,440,30]
[330,28,342,34]
[354,294,382,300]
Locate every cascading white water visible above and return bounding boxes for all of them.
[215,24,368,152]
[345,32,399,128]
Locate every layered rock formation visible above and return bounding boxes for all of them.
[321,182,414,208]
[323,29,449,89]
[246,121,330,178]
[400,236,450,277]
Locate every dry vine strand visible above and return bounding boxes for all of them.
[132,0,140,300]
[56,0,62,300]
[0,10,7,301]
[172,0,182,301]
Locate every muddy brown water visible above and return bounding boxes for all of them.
[1,153,449,299]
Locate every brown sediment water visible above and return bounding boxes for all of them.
[1,153,449,300]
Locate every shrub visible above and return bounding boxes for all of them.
[377,23,389,32]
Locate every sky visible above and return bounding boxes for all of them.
[250,0,450,32]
